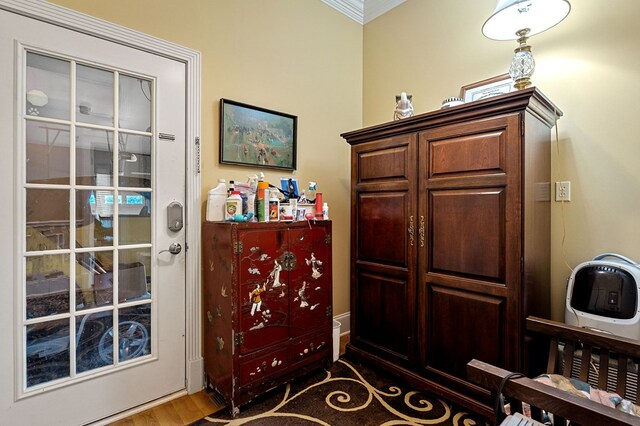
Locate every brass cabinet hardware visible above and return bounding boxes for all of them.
[281,251,297,271]
[408,215,415,247]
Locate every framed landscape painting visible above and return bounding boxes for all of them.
[220,99,297,170]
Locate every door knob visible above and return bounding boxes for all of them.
[159,242,182,255]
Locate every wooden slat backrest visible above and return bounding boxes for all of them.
[562,341,575,377]
[599,350,610,391]
[617,354,628,398]
[526,316,640,402]
[579,345,592,382]
[467,359,637,426]
[547,336,559,373]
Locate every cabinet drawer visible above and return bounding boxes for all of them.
[289,331,330,366]
[239,347,289,387]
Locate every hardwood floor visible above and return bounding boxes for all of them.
[109,334,350,425]
[107,391,224,426]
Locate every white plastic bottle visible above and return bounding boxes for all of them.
[246,174,258,219]
[322,202,329,220]
[225,190,242,221]
[206,179,226,221]
[268,189,280,221]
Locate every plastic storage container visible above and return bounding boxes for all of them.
[333,320,341,362]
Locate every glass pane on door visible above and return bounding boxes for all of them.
[119,74,151,132]
[118,133,151,188]
[26,253,70,319]
[76,64,114,126]
[22,50,155,390]
[76,127,113,186]
[26,52,70,120]
[26,318,70,386]
[26,188,70,251]
[26,121,70,185]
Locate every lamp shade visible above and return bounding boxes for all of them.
[482,0,571,40]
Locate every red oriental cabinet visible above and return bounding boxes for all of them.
[202,221,332,414]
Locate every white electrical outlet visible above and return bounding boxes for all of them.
[555,181,571,201]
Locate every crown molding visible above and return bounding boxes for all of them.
[321,0,363,24]
[321,0,405,24]
[364,0,406,23]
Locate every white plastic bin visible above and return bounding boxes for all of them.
[332,320,341,362]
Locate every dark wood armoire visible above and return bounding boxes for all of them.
[341,88,561,416]
[202,221,332,415]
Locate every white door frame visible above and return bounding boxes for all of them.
[0,0,203,394]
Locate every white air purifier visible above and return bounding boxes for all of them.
[565,253,640,340]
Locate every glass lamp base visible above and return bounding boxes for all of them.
[509,39,535,90]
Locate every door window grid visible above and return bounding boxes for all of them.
[22,50,154,391]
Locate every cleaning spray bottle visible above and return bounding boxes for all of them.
[307,181,317,203]
[246,174,258,220]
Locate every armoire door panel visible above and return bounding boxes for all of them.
[355,270,409,359]
[357,192,409,267]
[357,144,410,183]
[428,286,505,379]
[288,226,332,338]
[238,229,289,355]
[429,130,506,178]
[430,188,505,281]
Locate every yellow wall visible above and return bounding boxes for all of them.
[363,0,640,320]
[49,0,640,323]
[50,0,362,316]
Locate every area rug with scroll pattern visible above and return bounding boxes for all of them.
[190,359,489,426]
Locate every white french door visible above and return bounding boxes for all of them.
[0,7,187,425]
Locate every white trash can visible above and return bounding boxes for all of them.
[332,320,341,362]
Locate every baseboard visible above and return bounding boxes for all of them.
[187,356,204,393]
[334,311,350,336]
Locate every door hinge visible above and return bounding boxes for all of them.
[234,242,243,254]
[326,306,332,317]
[325,233,331,245]
[195,136,201,174]
[234,332,244,346]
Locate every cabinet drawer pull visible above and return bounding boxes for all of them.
[419,215,425,248]
[408,215,415,247]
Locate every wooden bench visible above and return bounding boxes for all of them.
[467,316,640,425]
